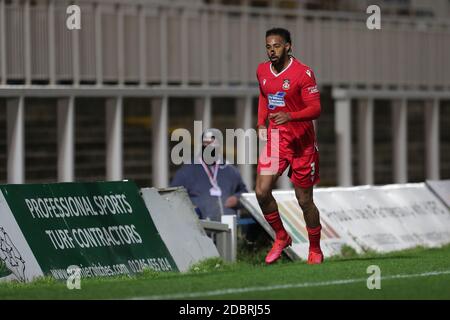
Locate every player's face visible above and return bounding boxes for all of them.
[265,35,290,64]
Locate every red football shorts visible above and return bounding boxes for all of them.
[257,136,320,188]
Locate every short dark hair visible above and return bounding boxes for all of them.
[265,28,292,45]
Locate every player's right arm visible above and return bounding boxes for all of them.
[258,97,268,141]
[257,72,268,141]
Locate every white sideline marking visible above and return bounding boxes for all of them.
[130,270,450,300]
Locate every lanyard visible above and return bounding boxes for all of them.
[200,158,224,216]
[200,159,220,188]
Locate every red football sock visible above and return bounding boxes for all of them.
[264,211,288,240]
[307,225,322,254]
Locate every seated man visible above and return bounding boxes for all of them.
[170,128,248,221]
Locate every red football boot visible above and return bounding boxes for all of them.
[265,235,292,264]
[307,250,324,264]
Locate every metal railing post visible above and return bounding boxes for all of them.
[335,97,353,186]
[220,10,228,86]
[138,4,147,87]
[152,96,169,187]
[117,4,124,86]
[392,98,408,183]
[425,99,440,180]
[95,2,103,86]
[72,9,80,86]
[180,7,189,86]
[358,98,374,185]
[24,0,31,85]
[160,7,168,86]
[201,8,209,87]
[106,97,123,181]
[48,0,56,85]
[57,97,75,182]
[7,97,25,184]
[194,96,212,156]
[0,0,5,85]
[236,95,254,191]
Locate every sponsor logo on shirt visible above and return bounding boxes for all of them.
[307,85,319,94]
[268,91,286,110]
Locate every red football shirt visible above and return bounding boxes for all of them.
[257,56,321,155]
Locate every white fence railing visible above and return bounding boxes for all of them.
[1,0,450,88]
[1,87,448,189]
[333,88,448,187]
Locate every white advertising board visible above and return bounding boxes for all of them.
[241,183,450,260]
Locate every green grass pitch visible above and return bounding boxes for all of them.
[1,245,449,300]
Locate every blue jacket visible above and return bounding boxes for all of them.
[170,162,248,221]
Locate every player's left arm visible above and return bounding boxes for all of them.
[288,69,321,121]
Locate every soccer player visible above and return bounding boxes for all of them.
[255,28,323,265]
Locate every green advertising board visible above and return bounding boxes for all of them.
[0,181,178,282]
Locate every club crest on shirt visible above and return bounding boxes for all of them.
[282,79,290,90]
